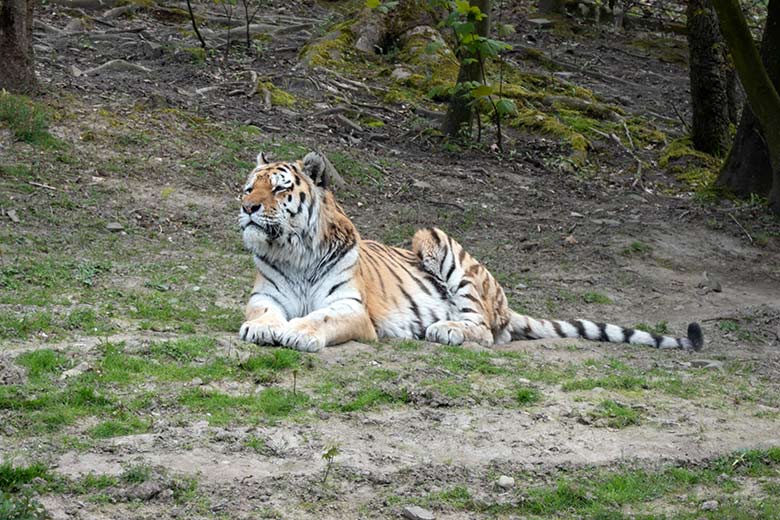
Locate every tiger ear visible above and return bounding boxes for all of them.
[302,152,329,188]
[256,152,270,167]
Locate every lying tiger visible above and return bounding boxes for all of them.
[238,151,703,353]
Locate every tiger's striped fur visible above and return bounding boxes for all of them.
[239,152,703,352]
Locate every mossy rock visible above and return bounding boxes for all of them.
[300,21,355,68]
[392,25,458,94]
[660,137,723,195]
[256,82,296,107]
[511,109,589,165]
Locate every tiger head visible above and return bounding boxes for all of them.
[239,151,331,254]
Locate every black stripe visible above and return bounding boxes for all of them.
[255,254,293,286]
[346,297,363,304]
[327,279,349,297]
[597,322,609,342]
[424,273,449,300]
[457,279,472,291]
[574,320,586,338]
[651,334,662,348]
[399,286,424,338]
[552,320,564,338]
[445,257,456,281]
[382,250,432,297]
[459,307,476,314]
[622,327,635,343]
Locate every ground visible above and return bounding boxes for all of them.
[1,0,780,518]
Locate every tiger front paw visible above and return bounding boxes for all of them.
[277,318,326,352]
[239,320,285,346]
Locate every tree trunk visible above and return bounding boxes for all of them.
[687,0,731,156]
[717,0,779,199]
[0,0,37,93]
[711,0,780,213]
[442,0,490,139]
[537,0,567,14]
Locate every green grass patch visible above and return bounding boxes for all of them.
[623,241,653,255]
[0,462,50,493]
[178,387,308,426]
[515,386,541,406]
[590,400,641,428]
[582,291,612,304]
[88,416,150,439]
[15,349,68,383]
[635,321,669,335]
[0,92,60,147]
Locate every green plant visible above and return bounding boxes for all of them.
[0,93,59,147]
[321,441,341,484]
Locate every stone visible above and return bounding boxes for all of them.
[528,18,554,29]
[106,222,124,232]
[700,500,719,511]
[64,18,85,33]
[690,359,724,370]
[391,66,413,82]
[412,178,432,190]
[590,218,620,226]
[60,362,91,380]
[403,505,435,520]
[497,475,515,489]
[697,272,722,293]
[121,481,164,501]
[6,209,20,223]
[142,41,164,59]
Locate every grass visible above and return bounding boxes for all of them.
[413,448,780,518]
[0,92,60,147]
[179,387,308,426]
[623,240,653,255]
[582,291,612,304]
[88,417,150,439]
[590,399,641,428]
[515,386,541,405]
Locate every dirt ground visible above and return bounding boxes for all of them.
[2,0,780,518]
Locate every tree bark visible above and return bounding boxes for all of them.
[687,0,731,156]
[0,0,37,93]
[442,0,490,138]
[711,0,780,213]
[537,0,567,14]
[717,0,779,199]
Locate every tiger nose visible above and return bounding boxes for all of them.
[243,203,262,214]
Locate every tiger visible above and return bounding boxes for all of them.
[238,151,704,353]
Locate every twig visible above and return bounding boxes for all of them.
[670,101,691,133]
[728,213,754,244]
[622,121,635,150]
[28,181,57,190]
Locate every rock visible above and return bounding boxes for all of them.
[64,18,85,33]
[412,178,432,190]
[497,475,515,489]
[564,234,578,245]
[121,481,164,501]
[700,500,719,511]
[528,18,554,29]
[70,65,83,77]
[590,218,620,226]
[190,377,203,387]
[697,271,722,293]
[141,41,163,59]
[391,66,413,82]
[690,359,723,370]
[0,356,26,385]
[6,209,20,223]
[106,221,124,232]
[402,505,435,520]
[60,361,91,380]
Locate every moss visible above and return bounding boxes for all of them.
[256,82,296,107]
[183,47,206,63]
[659,137,724,199]
[299,21,355,68]
[630,37,688,65]
[511,109,589,157]
[393,26,458,95]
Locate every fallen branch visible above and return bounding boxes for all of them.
[28,181,57,191]
[728,213,754,244]
[78,59,151,76]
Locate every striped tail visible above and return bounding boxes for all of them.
[509,312,703,351]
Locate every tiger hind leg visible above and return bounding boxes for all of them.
[413,227,512,346]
